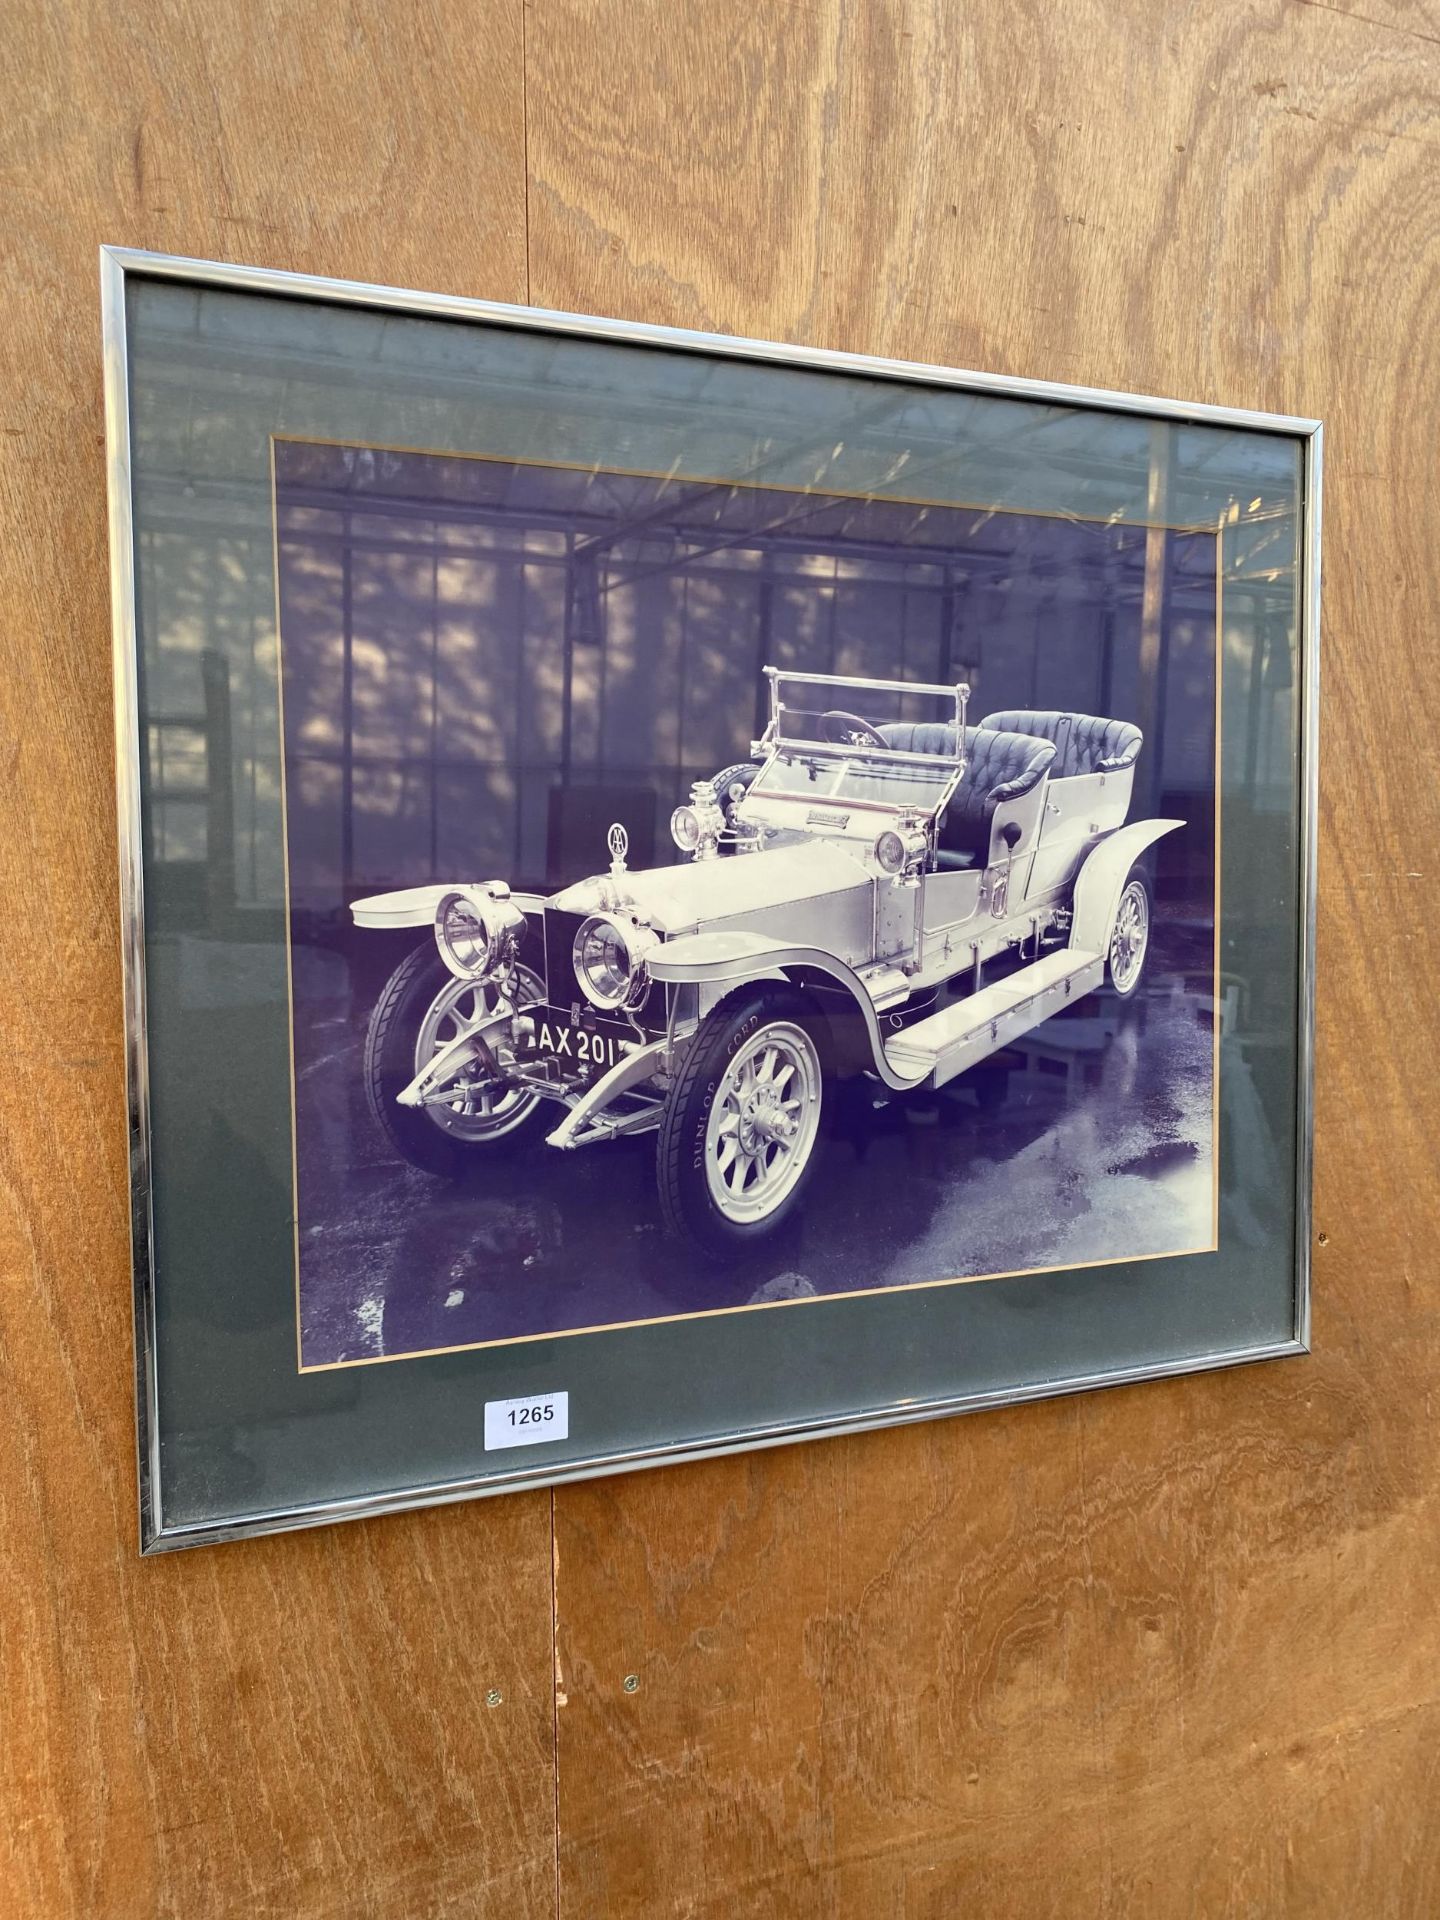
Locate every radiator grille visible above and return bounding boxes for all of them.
[540,907,666,1035]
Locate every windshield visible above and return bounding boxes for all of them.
[743,667,970,821]
[750,748,958,817]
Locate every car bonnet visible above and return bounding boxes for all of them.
[548,838,871,936]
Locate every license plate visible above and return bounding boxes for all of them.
[531,1011,635,1078]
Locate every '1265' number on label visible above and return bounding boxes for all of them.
[484,1391,570,1450]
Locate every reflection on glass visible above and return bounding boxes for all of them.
[118,274,1308,1531]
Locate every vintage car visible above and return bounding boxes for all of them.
[352,669,1181,1255]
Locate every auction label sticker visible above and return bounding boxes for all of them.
[484,1391,570,1450]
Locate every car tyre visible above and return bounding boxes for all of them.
[657,985,826,1257]
[1106,870,1152,998]
[709,762,760,847]
[364,941,550,1176]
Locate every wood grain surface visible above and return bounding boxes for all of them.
[0,6,556,1918]
[528,1,1440,1915]
[4,0,1438,1913]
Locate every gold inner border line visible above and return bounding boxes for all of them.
[270,434,1224,1374]
[297,1241,1218,1373]
[270,436,306,1376]
[1213,532,1224,1250]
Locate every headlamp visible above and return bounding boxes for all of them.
[874,825,928,875]
[670,783,726,859]
[572,912,659,1011]
[435,888,526,980]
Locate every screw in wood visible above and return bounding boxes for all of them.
[486,1688,503,1707]
[623,1674,639,1693]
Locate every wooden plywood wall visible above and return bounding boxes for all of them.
[3,2,1436,1913]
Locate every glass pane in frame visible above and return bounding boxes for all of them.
[105,253,1317,1549]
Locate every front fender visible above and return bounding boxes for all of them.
[351,884,546,930]
[1070,819,1185,956]
[647,926,794,987]
[649,928,918,1090]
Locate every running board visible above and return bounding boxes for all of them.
[882,949,1103,1089]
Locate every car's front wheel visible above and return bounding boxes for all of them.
[363,942,550,1176]
[657,986,826,1256]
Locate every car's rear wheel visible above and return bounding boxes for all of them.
[657,985,825,1256]
[1106,872,1151,998]
[363,942,549,1176]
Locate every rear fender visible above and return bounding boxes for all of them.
[1070,820,1184,956]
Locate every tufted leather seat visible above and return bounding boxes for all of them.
[881,722,1056,865]
[875,720,963,758]
[979,709,1142,778]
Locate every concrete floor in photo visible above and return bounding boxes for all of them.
[293,914,1218,1367]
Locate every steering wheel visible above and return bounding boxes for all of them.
[820,709,887,748]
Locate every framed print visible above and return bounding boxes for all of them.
[103,248,1319,1551]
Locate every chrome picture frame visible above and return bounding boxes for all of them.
[102,246,1320,1551]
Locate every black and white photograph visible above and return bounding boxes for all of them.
[275,437,1221,1367]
